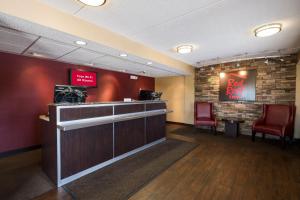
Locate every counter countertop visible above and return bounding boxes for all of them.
[39,115,50,122]
[50,100,166,107]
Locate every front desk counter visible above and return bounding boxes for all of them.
[39,100,168,187]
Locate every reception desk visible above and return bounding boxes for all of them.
[40,101,168,187]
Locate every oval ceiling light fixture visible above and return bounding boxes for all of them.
[74,40,87,46]
[176,45,193,54]
[78,0,106,6]
[254,23,282,37]
[147,61,153,65]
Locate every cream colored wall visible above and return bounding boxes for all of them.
[155,73,195,125]
[295,55,300,138]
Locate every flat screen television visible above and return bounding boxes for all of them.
[219,69,256,101]
[69,69,97,88]
[54,85,87,103]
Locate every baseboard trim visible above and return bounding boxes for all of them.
[0,145,41,159]
[166,121,194,127]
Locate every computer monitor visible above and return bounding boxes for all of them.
[139,90,154,100]
[54,85,87,103]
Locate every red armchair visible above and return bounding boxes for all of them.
[194,102,217,134]
[252,104,295,147]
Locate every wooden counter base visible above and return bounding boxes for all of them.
[40,101,167,187]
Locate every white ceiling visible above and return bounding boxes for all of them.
[0,14,186,77]
[41,0,300,65]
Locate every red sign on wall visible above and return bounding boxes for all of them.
[70,70,97,87]
[219,69,256,101]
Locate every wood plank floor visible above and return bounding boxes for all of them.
[129,124,300,200]
[24,124,300,199]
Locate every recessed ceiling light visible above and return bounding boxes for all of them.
[147,61,153,65]
[85,63,94,66]
[120,53,128,57]
[254,23,282,37]
[75,40,87,46]
[78,0,106,6]
[31,52,45,57]
[176,45,193,54]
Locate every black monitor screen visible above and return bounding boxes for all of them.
[139,90,154,100]
[54,85,87,103]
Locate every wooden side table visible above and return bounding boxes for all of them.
[221,119,245,137]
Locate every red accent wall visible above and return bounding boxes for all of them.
[0,52,154,153]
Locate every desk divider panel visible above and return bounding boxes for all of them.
[114,118,145,156]
[146,115,166,143]
[60,124,114,178]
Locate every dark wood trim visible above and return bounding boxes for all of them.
[60,106,113,121]
[114,104,145,114]
[146,102,166,111]
[42,105,58,184]
[0,145,41,159]
[166,121,194,127]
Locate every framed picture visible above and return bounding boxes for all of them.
[219,69,256,101]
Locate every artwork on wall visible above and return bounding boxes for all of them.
[219,69,256,101]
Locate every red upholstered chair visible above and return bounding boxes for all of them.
[194,102,217,134]
[252,104,296,147]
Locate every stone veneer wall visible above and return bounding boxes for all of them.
[195,55,298,135]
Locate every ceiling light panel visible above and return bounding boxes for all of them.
[58,48,105,63]
[0,27,39,54]
[24,38,77,59]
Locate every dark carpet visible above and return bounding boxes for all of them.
[63,139,197,200]
[0,150,54,200]
[169,126,218,141]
